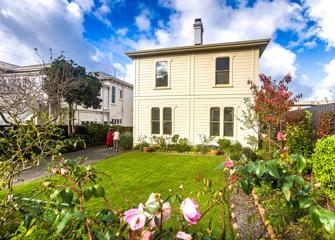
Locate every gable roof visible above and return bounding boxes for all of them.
[125,38,271,59]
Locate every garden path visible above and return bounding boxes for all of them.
[13,145,118,186]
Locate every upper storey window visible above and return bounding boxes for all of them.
[155,61,168,87]
[215,57,230,85]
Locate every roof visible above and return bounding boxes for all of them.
[97,72,133,88]
[125,38,271,59]
[294,100,335,107]
[0,61,48,73]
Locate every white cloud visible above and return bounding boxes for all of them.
[310,58,335,100]
[74,0,95,12]
[304,0,335,49]
[260,42,297,80]
[93,4,112,27]
[116,27,128,36]
[135,9,151,32]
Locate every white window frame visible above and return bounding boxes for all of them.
[153,59,172,90]
[212,55,234,88]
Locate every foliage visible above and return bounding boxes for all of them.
[229,151,243,161]
[44,56,102,135]
[82,122,110,146]
[221,147,335,238]
[230,141,242,153]
[218,138,231,153]
[0,120,68,230]
[242,146,257,162]
[151,135,167,151]
[317,110,334,138]
[286,110,315,159]
[248,73,302,151]
[169,138,194,153]
[311,135,335,203]
[119,132,133,150]
[256,149,272,161]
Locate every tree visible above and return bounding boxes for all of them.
[0,68,46,124]
[247,73,302,152]
[44,56,102,136]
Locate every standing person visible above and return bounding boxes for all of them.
[113,129,120,151]
[106,128,113,149]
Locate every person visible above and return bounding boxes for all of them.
[113,130,120,151]
[106,128,113,149]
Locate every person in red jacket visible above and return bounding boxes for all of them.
[106,128,113,149]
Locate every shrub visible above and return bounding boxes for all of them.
[119,132,133,150]
[286,111,315,159]
[230,141,242,153]
[218,138,231,152]
[174,138,193,153]
[311,135,335,203]
[256,149,272,160]
[242,146,257,161]
[229,151,242,161]
[317,110,334,138]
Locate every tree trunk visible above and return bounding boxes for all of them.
[68,103,75,137]
[268,123,272,153]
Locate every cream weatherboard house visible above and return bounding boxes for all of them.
[0,62,133,126]
[126,19,270,146]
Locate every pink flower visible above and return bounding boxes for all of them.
[180,198,201,224]
[141,230,153,240]
[176,231,192,240]
[149,202,171,228]
[60,167,69,175]
[124,204,146,231]
[224,161,234,169]
[277,132,284,141]
[51,166,58,174]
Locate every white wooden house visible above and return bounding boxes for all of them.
[126,18,270,146]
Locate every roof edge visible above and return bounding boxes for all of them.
[125,38,271,58]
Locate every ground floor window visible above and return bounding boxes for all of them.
[163,107,172,135]
[151,108,160,134]
[210,107,220,136]
[224,107,234,137]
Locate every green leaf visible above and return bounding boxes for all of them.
[293,154,307,174]
[299,197,314,209]
[93,185,105,198]
[267,162,281,179]
[282,181,292,201]
[318,208,335,235]
[56,212,73,234]
[83,187,92,201]
[60,188,73,204]
[254,163,266,177]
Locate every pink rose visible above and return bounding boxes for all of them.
[124,204,146,231]
[277,132,284,141]
[176,231,192,240]
[141,230,153,240]
[149,202,171,228]
[224,161,234,169]
[180,198,201,224]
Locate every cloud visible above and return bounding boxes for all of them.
[74,0,95,12]
[116,27,128,36]
[260,42,297,80]
[135,9,151,32]
[310,58,335,100]
[93,3,112,27]
[304,0,335,49]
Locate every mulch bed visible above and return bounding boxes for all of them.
[230,189,269,240]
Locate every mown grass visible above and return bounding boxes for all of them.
[10,152,234,239]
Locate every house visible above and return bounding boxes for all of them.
[126,18,270,146]
[0,61,133,126]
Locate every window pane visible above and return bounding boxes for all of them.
[210,123,220,136]
[156,61,168,87]
[210,108,220,121]
[216,57,229,71]
[224,123,233,136]
[151,108,160,121]
[216,71,229,85]
[163,122,172,135]
[152,122,160,134]
[111,86,116,103]
[224,107,234,121]
[163,108,172,121]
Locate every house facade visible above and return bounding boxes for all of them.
[0,62,133,126]
[126,19,269,146]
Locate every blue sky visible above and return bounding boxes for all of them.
[0,0,335,99]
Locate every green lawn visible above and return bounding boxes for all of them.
[12,152,233,238]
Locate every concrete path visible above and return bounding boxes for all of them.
[14,145,118,186]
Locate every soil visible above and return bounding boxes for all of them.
[230,189,269,240]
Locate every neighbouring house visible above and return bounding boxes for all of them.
[126,18,270,146]
[0,61,133,126]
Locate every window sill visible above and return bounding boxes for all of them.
[153,87,171,90]
[212,84,233,88]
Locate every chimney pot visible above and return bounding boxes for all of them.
[193,18,203,45]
